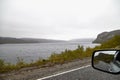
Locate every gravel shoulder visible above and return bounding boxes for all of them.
[0,57,91,80]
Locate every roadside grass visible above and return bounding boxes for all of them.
[0,58,49,73]
[0,35,120,73]
[48,45,93,64]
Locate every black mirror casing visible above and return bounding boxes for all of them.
[92,49,120,74]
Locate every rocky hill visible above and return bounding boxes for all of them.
[93,30,120,43]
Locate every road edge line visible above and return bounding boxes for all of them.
[37,65,91,80]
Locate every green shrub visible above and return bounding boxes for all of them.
[0,59,4,67]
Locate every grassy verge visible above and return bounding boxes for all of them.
[0,35,120,73]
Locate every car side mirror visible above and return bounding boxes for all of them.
[92,50,120,74]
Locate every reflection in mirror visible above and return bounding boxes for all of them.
[93,51,120,73]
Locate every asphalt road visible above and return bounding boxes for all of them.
[38,65,120,80]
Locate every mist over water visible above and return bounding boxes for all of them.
[0,41,99,64]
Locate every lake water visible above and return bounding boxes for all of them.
[0,41,99,64]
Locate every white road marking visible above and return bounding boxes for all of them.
[37,65,91,80]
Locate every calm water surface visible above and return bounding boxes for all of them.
[0,42,99,64]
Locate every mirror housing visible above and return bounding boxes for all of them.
[92,50,120,74]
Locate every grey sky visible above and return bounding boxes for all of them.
[0,0,120,40]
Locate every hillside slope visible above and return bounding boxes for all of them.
[93,30,120,43]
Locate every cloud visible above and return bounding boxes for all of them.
[0,0,120,40]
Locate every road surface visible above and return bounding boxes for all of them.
[38,65,120,80]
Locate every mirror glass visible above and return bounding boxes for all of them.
[93,50,120,73]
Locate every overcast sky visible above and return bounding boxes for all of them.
[0,0,120,40]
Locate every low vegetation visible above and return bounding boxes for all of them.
[0,35,120,73]
[101,35,120,49]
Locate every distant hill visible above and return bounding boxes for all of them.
[0,37,66,44]
[69,38,94,42]
[93,30,120,43]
